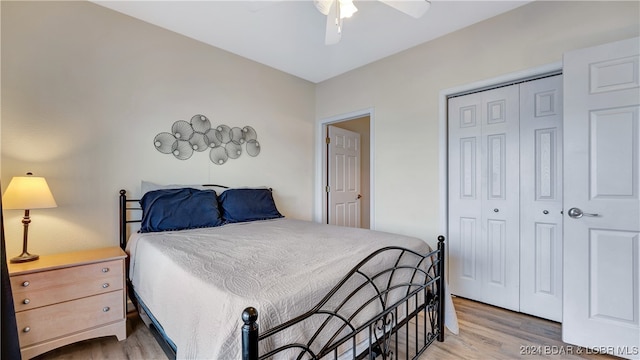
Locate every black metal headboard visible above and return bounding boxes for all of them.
[119,189,141,251]
[118,184,230,251]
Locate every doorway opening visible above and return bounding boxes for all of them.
[316,109,374,229]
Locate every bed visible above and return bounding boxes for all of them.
[119,184,455,359]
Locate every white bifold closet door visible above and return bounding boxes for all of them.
[448,84,521,312]
[448,75,564,320]
[519,75,563,322]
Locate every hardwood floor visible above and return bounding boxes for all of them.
[427,297,614,360]
[33,297,616,359]
[32,312,167,360]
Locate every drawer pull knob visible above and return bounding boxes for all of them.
[102,268,110,273]
[23,327,30,333]
[103,307,110,312]
[22,281,30,287]
[23,299,30,305]
[102,283,110,288]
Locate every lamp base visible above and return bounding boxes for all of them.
[10,252,39,263]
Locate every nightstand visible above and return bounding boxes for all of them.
[8,247,127,359]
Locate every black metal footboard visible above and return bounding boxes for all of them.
[242,236,446,360]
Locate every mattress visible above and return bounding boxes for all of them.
[126,218,458,359]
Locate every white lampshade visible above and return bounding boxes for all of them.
[3,175,57,210]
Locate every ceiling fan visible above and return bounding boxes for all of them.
[314,0,432,45]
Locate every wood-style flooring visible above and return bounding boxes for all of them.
[33,297,616,359]
[427,297,615,360]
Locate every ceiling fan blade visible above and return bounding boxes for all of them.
[314,0,332,15]
[325,0,341,45]
[379,0,431,18]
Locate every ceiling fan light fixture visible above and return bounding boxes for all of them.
[315,0,357,19]
[338,0,358,18]
[322,0,430,45]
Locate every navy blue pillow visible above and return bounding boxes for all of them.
[218,188,283,223]
[139,188,223,233]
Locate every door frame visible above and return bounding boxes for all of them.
[315,108,375,228]
[438,61,562,273]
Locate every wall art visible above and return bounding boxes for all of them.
[153,114,260,165]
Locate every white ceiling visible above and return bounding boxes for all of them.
[93,0,532,83]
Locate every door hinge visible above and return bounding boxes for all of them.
[325,186,330,193]
[326,137,330,144]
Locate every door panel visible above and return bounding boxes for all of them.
[563,37,639,359]
[591,107,638,198]
[460,137,477,199]
[589,230,638,323]
[486,134,506,200]
[460,217,477,279]
[520,74,563,321]
[534,222,558,293]
[487,219,506,285]
[535,128,559,200]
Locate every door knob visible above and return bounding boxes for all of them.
[356,194,362,200]
[567,207,599,219]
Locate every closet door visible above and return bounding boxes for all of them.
[480,85,520,310]
[449,92,483,300]
[448,85,520,311]
[519,75,563,321]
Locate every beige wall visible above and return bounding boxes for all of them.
[1,1,315,255]
[315,1,640,247]
[2,1,639,256]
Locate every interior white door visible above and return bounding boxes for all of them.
[448,91,483,300]
[327,125,361,228]
[519,75,564,322]
[563,37,640,359]
[448,84,520,311]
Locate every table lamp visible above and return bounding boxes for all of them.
[2,172,57,263]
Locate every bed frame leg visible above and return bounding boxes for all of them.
[242,307,259,360]
[437,235,445,342]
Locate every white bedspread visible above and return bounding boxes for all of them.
[127,218,458,359]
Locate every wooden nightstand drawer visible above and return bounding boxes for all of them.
[11,260,123,312]
[16,289,124,348]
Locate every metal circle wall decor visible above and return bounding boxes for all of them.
[171,120,194,140]
[242,126,257,141]
[190,114,211,133]
[154,114,261,165]
[189,132,209,152]
[154,132,177,154]
[216,125,232,144]
[225,142,242,159]
[246,139,261,157]
[172,139,194,160]
[209,146,228,165]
